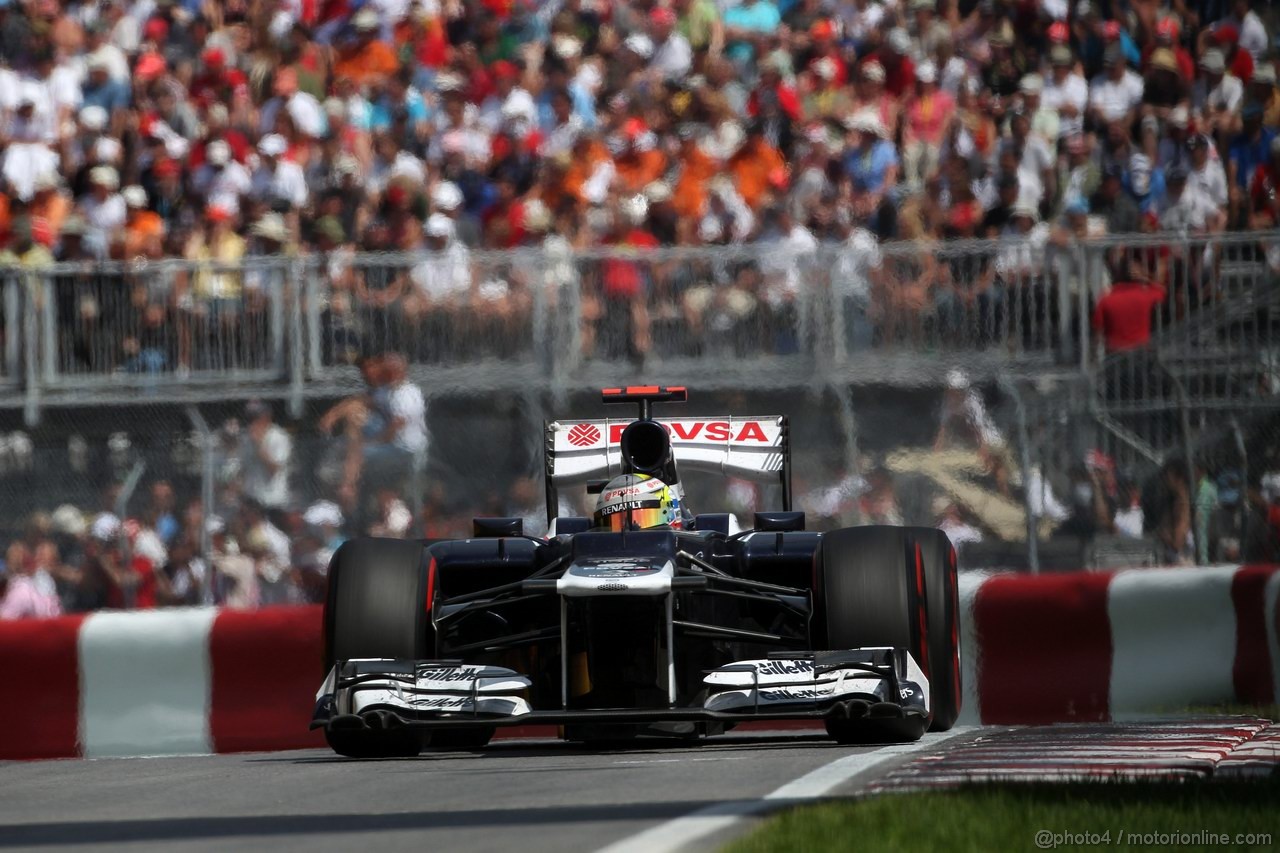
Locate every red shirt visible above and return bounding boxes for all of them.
[861,52,915,98]
[1228,47,1254,84]
[747,83,802,121]
[1249,162,1280,215]
[1091,282,1167,352]
[602,229,659,299]
[105,556,157,610]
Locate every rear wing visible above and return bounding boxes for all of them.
[544,416,792,521]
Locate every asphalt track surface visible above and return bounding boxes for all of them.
[0,729,972,853]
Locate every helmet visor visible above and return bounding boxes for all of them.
[598,506,670,531]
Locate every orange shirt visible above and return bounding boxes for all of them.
[333,40,400,85]
[613,149,667,195]
[673,146,718,219]
[562,141,611,204]
[30,193,70,248]
[729,140,786,209]
[124,211,165,259]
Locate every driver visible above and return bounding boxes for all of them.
[593,474,682,531]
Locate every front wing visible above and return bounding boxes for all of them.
[311,648,929,734]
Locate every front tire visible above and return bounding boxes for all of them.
[323,538,433,757]
[814,526,929,743]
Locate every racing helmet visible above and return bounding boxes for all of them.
[593,474,682,531]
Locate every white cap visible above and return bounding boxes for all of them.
[87,49,112,72]
[643,181,673,203]
[93,136,122,164]
[79,104,108,132]
[122,185,147,208]
[424,212,454,238]
[251,212,289,241]
[946,367,970,389]
[1011,202,1039,221]
[334,153,360,176]
[1020,73,1044,94]
[206,103,230,126]
[1254,65,1277,86]
[1169,105,1189,128]
[862,60,886,83]
[435,71,464,93]
[133,529,168,567]
[303,500,344,528]
[844,109,887,138]
[915,61,937,83]
[887,27,910,53]
[89,164,119,189]
[352,7,380,30]
[258,133,287,157]
[90,512,121,542]
[206,515,226,536]
[624,33,654,59]
[1200,49,1225,74]
[52,504,86,537]
[431,180,463,211]
[207,138,231,165]
[1262,472,1280,502]
[522,198,551,231]
[620,194,648,225]
[553,34,582,59]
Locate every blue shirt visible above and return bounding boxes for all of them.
[1229,128,1278,189]
[536,81,596,132]
[843,139,898,194]
[724,1,781,64]
[368,88,429,131]
[82,79,130,113]
[1135,169,1167,214]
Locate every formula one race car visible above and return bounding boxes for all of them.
[313,386,961,757]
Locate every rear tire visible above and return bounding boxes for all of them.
[323,538,433,758]
[905,527,962,732]
[813,526,929,743]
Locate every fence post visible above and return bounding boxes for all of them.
[999,375,1039,574]
[1077,241,1091,372]
[267,259,285,381]
[4,276,18,382]
[833,383,862,526]
[185,405,217,606]
[114,459,147,609]
[40,272,56,387]
[528,248,551,376]
[305,257,322,377]
[1232,417,1248,562]
[23,273,40,427]
[1157,355,1198,562]
[287,257,305,419]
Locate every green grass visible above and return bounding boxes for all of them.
[724,777,1280,853]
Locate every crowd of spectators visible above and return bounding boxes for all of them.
[0,0,1274,371]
